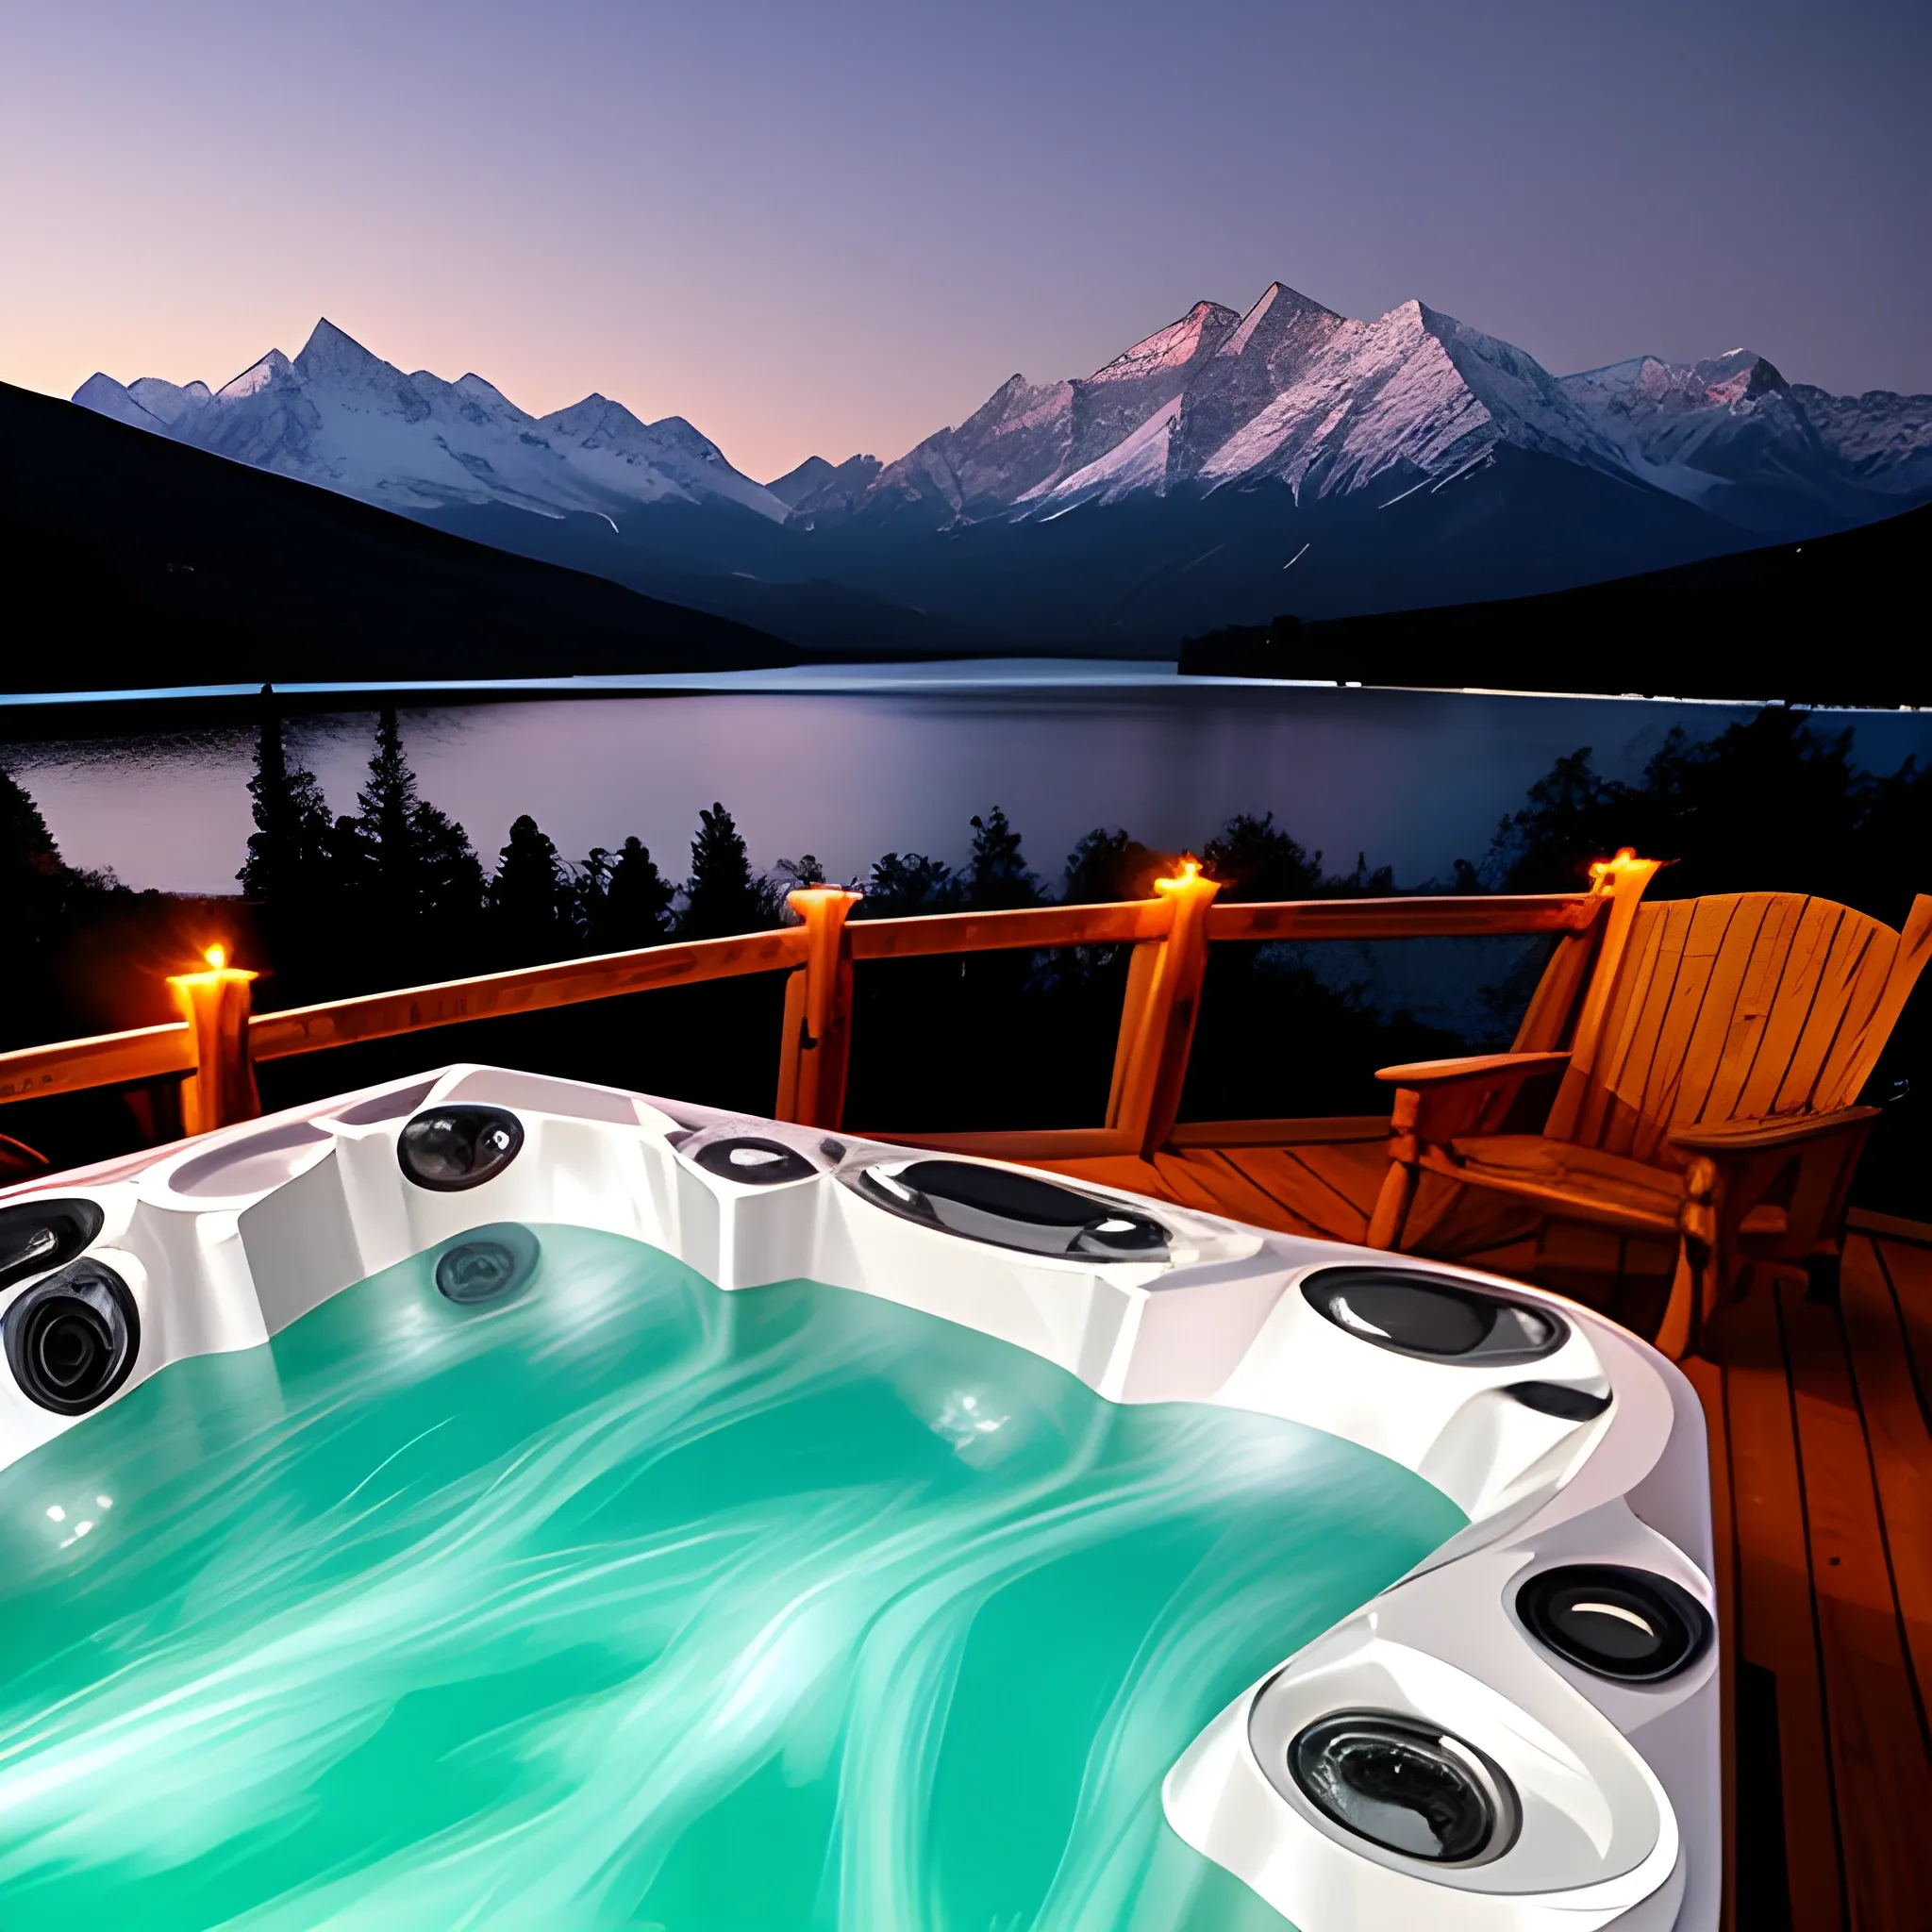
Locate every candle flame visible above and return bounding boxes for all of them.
[1155,856,1205,895]
[1587,847,1640,888]
[204,944,226,972]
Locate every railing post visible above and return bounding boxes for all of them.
[774,889,862,1128]
[166,949,260,1137]
[1107,862,1222,1158]
[1543,851,1663,1141]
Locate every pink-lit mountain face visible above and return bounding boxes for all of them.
[802,286,1932,537]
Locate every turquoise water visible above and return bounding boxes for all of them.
[0,1225,1464,1930]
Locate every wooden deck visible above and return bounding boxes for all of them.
[1039,1141,1932,1932]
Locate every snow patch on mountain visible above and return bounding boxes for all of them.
[1025,395,1184,510]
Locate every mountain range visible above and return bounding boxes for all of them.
[74,286,1932,656]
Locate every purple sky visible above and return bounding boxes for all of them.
[3,0,1925,483]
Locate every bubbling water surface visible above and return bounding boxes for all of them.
[0,1224,1463,1929]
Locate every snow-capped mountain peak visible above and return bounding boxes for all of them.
[71,372,168,432]
[75,325,787,524]
[294,317,386,381]
[1087,300,1241,385]
[216,349,292,402]
[126,375,211,424]
[1550,345,1926,529]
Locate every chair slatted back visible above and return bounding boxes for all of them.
[1559,891,1930,1166]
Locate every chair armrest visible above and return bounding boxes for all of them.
[1667,1106,1879,1157]
[1376,1051,1570,1148]
[1375,1051,1571,1090]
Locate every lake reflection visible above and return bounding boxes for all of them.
[7,664,1932,897]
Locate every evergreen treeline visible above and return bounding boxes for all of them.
[3,698,1925,1198]
[228,701,1425,1013]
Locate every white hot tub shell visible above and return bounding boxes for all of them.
[0,1063,1720,1931]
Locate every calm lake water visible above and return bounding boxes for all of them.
[7,662,1932,897]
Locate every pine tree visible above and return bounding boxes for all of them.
[238,690,332,924]
[349,708,484,971]
[1,764,60,889]
[352,709,484,917]
[582,837,676,950]
[489,814,572,964]
[858,852,958,918]
[356,708,424,916]
[680,802,774,939]
[963,806,1042,910]
[1,764,120,1052]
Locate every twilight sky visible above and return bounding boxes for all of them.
[3,0,1926,484]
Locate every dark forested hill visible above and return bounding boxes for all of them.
[1179,499,1930,706]
[0,381,797,692]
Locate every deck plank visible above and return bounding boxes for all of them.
[1224,1146,1373,1241]
[1776,1279,1932,1927]
[1840,1238,1932,1713]
[1874,1237,1932,1435]
[1715,1282,1847,1930]
[1158,1150,1312,1231]
[1681,1352,1740,1932]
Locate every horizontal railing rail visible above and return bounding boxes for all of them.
[1207,893,1601,942]
[0,872,1639,1169]
[250,926,810,1064]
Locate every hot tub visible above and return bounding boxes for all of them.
[0,1065,1718,1931]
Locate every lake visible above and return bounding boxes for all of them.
[6,662,1932,898]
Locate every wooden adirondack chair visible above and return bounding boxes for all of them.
[1366,869,1932,1357]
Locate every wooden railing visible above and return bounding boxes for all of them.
[0,863,1648,1166]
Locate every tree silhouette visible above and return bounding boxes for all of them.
[238,690,334,982]
[963,807,1042,910]
[348,708,484,974]
[1201,812,1323,901]
[680,802,773,939]
[1062,827,1165,903]
[772,854,828,891]
[580,838,676,951]
[858,852,959,918]
[0,763,128,1058]
[1487,709,1876,901]
[489,814,573,965]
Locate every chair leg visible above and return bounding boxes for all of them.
[1655,1241,1700,1360]
[1657,1156,1722,1360]
[1805,1241,1843,1303]
[1367,1091,1421,1251]
[1367,1158,1419,1250]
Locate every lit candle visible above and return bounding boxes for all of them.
[166,947,260,1135]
